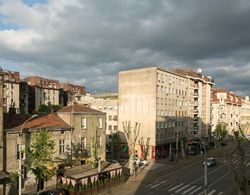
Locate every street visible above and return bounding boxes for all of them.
[103,144,250,195]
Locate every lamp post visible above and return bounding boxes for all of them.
[18,114,37,195]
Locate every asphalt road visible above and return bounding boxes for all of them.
[134,145,250,195]
[102,143,250,195]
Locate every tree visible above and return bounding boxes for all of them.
[122,121,140,176]
[37,104,62,113]
[224,125,250,195]
[26,130,56,192]
[110,132,121,160]
[213,123,228,146]
[37,104,49,113]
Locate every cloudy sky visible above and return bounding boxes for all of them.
[0,0,250,95]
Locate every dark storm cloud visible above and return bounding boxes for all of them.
[0,0,250,94]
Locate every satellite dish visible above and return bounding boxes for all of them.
[197,68,202,73]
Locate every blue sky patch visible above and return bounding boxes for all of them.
[22,0,48,7]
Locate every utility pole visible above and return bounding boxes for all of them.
[203,141,208,195]
[176,130,179,159]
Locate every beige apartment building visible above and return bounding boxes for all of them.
[25,76,60,112]
[57,104,106,162]
[71,92,118,136]
[241,96,250,126]
[173,69,214,139]
[2,71,20,113]
[119,67,192,159]
[60,83,86,106]
[3,113,72,193]
[211,88,242,134]
[119,67,214,159]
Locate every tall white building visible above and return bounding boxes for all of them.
[118,67,214,159]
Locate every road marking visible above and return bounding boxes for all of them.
[208,189,216,195]
[182,186,196,194]
[208,172,230,187]
[150,180,167,189]
[175,184,190,193]
[218,192,224,195]
[189,186,202,194]
[168,183,184,192]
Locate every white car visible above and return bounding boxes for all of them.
[141,160,149,166]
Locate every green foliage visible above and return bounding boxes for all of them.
[9,172,18,183]
[37,104,62,113]
[26,130,56,180]
[37,104,49,113]
[214,123,228,142]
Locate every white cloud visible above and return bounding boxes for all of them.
[0,0,250,95]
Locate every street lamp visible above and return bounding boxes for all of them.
[18,114,38,195]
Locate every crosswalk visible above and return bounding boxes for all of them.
[167,183,223,195]
[146,182,224,195]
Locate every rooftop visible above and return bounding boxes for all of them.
[4,113,72,133]
[57,103,104,114]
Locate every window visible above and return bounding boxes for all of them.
[108,125,112,130]
[96,136,102,147]
[97,117,103,128]
[81,137,86,150]
[109,115,112,121]
[114,125,118,131]
[59,139,65,154]
[81,117,87,129]
[113,115,117,121]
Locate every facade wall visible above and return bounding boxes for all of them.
[75,94,118,135]
[211,91,241,134]
[3,82,20,113]
[57,113,106,161]
[4,130,71,193]
[20,82,29,114]
[241,96,250,125]
[155,69,189,146]
[0,72,3,170]
[118,67,214,159]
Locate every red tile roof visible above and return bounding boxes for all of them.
[60,83,86,94]
[3,71,20,83]
[173,68,214,83]
[25,76,60,89]
[212,88,242,106]
[4,113,72,132]
[57,103,104,114]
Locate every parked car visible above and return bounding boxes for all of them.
[168,155,174,161]
[141,159,149,166]
[203,157,216,167]
[38,188,69,195]
[133,158,142,166]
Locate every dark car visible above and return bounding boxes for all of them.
[203,157,216,167]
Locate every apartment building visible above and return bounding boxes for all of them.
[211,88,242,134]
[119,67,191,159]
[60,83,86,106]
[57,104,106,162]
[20,81,29,114]
[2,70,20,113]
[241,96,250,125]
[25,76,60,112]
[3,113,72,193]
[173,69,214,139]
[71,93,118,136]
